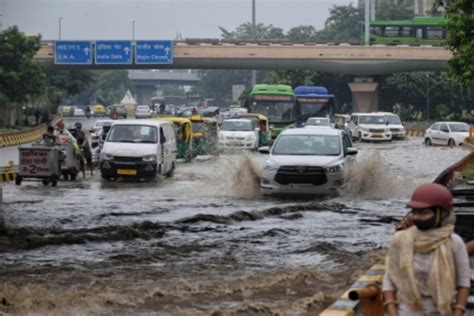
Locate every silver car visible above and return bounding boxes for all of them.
[260,127,357,196]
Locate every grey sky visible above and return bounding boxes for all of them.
[2,0,355,40]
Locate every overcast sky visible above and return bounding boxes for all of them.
[2,0,356,40]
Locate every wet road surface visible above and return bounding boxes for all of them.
[0,126,469,315]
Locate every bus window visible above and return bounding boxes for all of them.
[415,28,423,40]
[400,26,413,37]
[384,26,400,37]
[370,26,383,36]
[426,26,444,39]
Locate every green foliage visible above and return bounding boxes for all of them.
[375,0,414,20]
[287,26,318,42]
[91,70,134,105]
[444,0,474,86]
[219,23,285,40]
[317,5,363,43]
[0,26,46,104]
[46,69,96,105]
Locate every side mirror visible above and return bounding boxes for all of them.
[258,146,270,154]
[346,147,358,156]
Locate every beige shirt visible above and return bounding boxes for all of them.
[383,233,471,316]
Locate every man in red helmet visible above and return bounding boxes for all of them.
[383,183,470,316]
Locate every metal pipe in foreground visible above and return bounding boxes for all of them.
[349,283,384,316]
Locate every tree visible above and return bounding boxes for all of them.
[287,26,319,42]
[443,0,474,86]
[317,5,363,43]
[375,0,414,20]
[46,69,96,108]
[219,23,285,40]
[0,26,46,126]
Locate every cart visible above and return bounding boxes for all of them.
[15,144,61,186]
[59,143,80,180]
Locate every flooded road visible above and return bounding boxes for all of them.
[0,132,468,315]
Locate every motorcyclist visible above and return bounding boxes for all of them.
[85,107,91,118]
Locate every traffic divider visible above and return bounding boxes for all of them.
[0,161,17,183]
[405,128,424,138]
[0,116,61,148]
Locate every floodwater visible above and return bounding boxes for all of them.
[0,136,468,315]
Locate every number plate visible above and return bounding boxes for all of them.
[289,183,312,188]
[372,133,383,138]
[117,169,137,175]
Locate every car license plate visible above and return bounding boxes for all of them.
[289,183,312,188]
[372,133,383,138]
[117,169,137,175]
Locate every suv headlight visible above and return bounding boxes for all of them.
[359,127,369,132]
[263,161,279,172]
[325,163,344,173]
[100,153,113,161]
[143,155,157,162]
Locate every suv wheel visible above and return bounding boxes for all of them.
[424,138,432,146]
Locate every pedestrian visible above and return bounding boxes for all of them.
[40,125,59,146]
[383,183,470,316]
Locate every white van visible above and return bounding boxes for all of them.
[100,120,176,180]
[348,113,392,142]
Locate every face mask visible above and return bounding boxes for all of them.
[413,216,437,231]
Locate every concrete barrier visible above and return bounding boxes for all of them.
[0,115,61,148]
[319,263,385,316]
[405,128,425,138]
[0,160,17,183]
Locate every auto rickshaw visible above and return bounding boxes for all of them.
[91,104,106,117]
[158,117,194,161]
[190,115,218,155]
[237,113,270,147]
[334,114,351,132]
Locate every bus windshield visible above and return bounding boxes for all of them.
[298,98,334,121]
[251,101,295,123]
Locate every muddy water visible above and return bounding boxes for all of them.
[0,138,468,315]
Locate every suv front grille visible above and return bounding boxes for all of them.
[369,128,385,133]
[275,166,327,185]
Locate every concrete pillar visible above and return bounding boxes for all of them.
[348,78,379,113]
[134,86,156,105]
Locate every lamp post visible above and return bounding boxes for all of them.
[251,0,257,86]
[364,0,370,46]
[426,73,431,121]
[58,17,63,40]
[0,14,4,32]
[132,20,135,41]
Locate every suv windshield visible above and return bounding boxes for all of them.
[107,125,157,143]
[272,134,341,156]
[385,115,402,124]
[359,115,385,125]
[306,117,330,126]
[449,123,469,132]
[221,120,254,131]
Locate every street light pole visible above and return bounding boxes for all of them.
[0,14,4,32]
[364,0,370,46]
[58,17,63,40]
[426,73,431,121]
[251,0,257,86]
[132,20,135,41]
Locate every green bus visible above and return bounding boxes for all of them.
[247,84,296,139]
[369,16,447,45]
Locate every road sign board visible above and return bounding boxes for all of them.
[54,41,92,65]
[95,40,132,64]
[135,40,173,64]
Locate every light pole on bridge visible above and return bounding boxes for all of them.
[132,20,135,42]
[58,17,63,40]
[251,0,257,86]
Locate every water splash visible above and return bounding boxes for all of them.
[340,151,415,200]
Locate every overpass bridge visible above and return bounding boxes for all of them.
[36,40,452,111]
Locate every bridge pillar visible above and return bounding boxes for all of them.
[134,86,156,105]
[348,78,379,112]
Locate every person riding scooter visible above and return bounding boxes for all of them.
[74,122,93,177]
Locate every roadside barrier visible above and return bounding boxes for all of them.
[405,128,425,138]
[0,161,17,183]
[320,263,385,316]
[0,115,61,148]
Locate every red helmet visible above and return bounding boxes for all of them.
[407,183,453,210]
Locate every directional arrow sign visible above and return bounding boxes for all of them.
[135,40,173,64]
[54,41,92,65]
[95,40,132,64]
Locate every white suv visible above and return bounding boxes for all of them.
[349,113,392,142]
[219,119,258,150]
[135,105,152,119]
[374,112,405,140]
[260,127,357,196]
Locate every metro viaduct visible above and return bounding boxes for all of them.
[36,41,452,112]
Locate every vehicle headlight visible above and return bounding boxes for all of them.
[359,127,369,132]
[263,161,279,172]
[325,163,344,173]
[246,134,254,141]
[143,155,157,162]
[100,153,113,161]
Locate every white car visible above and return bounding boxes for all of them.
[260,128,357,196]
[135,105,152,119]
[74,108,85,117]
[219,119,258,150]
[424,121,470,146]
[305,117,331,128]
[374,112,405,140]
[349,113,392,142]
